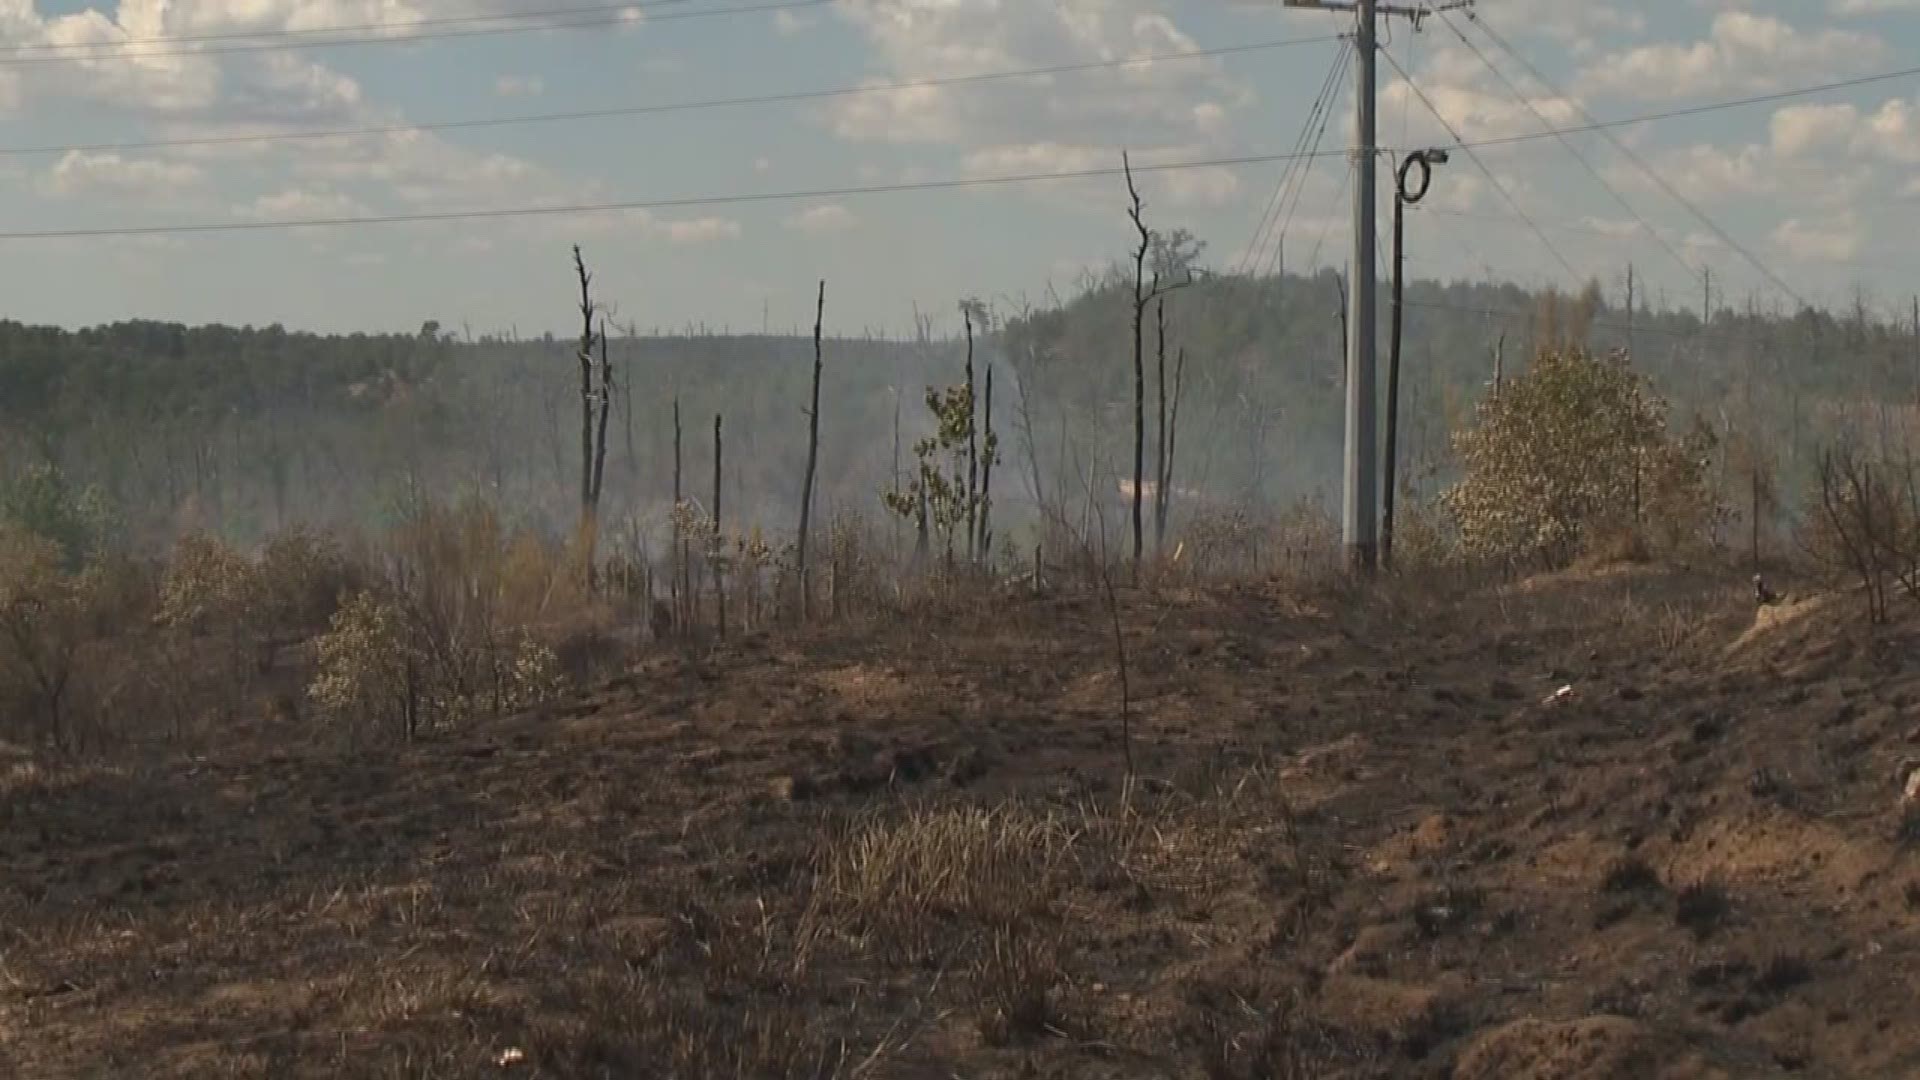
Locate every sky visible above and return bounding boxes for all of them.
[0,0,1915,336]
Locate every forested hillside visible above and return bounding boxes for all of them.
[2,266,1914,557]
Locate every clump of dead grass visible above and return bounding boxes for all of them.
[807,802,1080,965]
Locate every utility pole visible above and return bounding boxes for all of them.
[1285,0,1467,571]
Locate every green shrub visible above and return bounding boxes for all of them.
[1443,348,1716,568]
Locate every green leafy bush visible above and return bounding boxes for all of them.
[1443,348,1716,568]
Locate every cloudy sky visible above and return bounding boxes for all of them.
[0,0,1914,335]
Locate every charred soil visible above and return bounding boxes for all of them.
[4,565,1917,1078]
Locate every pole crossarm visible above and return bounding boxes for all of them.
[1283,0,1472,26]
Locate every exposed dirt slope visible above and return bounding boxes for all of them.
[3,566,1916,1078]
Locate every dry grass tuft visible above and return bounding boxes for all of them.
[808,803,1079,965]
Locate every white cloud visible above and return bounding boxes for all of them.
[1578,13,1883,101]
[238,187,371,220]
[1605,143,1773,202]
[785,204,858,233]
[772,9,817,35]
[1829,0,1920,12]
[1770,96,1920,166]
[494,75,545,98]
[661,216,741,245]
[43,150,203,198]
[1773,215,1862,263]
[826,0,1249,160]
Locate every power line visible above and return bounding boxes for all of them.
[1457,62,1920,153]
[1467,10,1808,309]
[1265,42,1355,276]
[1235,38,1345,276]
[1429,206,1920,277]
[14,55,1916,244]
[0,0,828,67]
[0,148,1355,241]
[1434,9,1696,283]
[1375,43,1579,279]
[0,33,1341,159]
[0,0,708,54]
[1235,37,1350,277]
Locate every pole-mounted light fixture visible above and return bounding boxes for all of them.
[1382,146,1450,569]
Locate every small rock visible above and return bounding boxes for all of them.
[1902,766,1920,809]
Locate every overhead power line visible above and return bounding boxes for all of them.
[0,0,829,66]
[11,57,1917,244]
[1434,9,1697,283]
[1375,44,1579,279]
[0,33,1342,158]
[1235,37,1351,276]
[1468,10,1809,307]
[0,0,708,54]
[1458,61,1920,153]
[0,149,1355,241]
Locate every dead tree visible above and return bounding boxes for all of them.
[673,397,687,628]
[591,317,613,514]
[891,387,904,564]
[1123,153,1194,582]
[979,363,995,559]
[963,304,979,563]
[573,246,597,517]
[571,246,616,582]
[797,280,826,620]
[1158,338,1188,553]
[713,413,726,640]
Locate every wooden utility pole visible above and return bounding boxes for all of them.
[797,280,825,620]
[1285,0,1468,568]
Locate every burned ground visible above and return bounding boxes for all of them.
[3,564,1917,1078]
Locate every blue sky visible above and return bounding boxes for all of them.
[0,0,1915,335]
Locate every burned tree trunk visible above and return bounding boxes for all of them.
[797,280,826,620]
[1160,343,1187,551]
[673,398,687,629]
[573,246,597,518]
[713,413,726,640]
[979,363,995,560]
[964,307,979,564]
[1154,298,1168,553]
[591,318,613,512]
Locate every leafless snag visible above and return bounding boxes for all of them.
[979,363,995,560]
[964,304,979,564]
[591,317,613,515]
[1162,345,1187,553]
[714,413,726,640]
[1811,445,1912,624]
[798,280,826,620]
[571,246,615,583]
[673,397,688,630]
[1123,152,1195,582]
